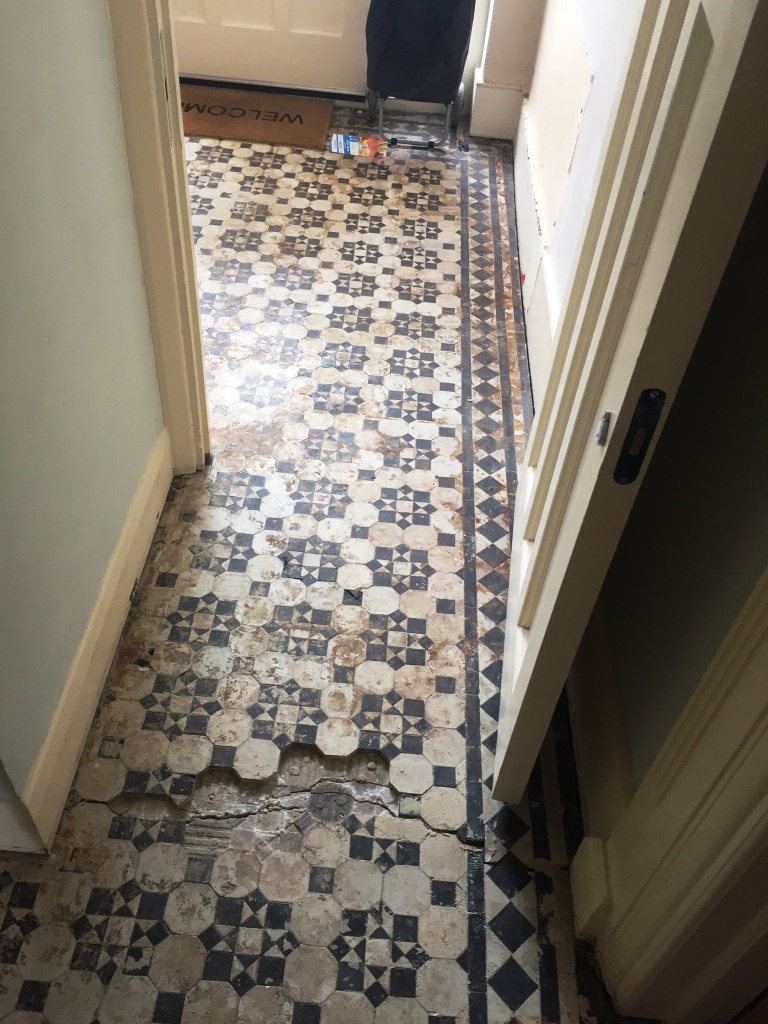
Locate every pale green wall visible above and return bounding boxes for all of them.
[0,1,164,792]
[602,167,768,785]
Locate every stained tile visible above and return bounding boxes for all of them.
[75,759,126,802]
[178,979,239,1023]
[98,975,157,1024]
[420,788,465,832]
[209,850,261,899]
[238,986,293,1023]
[0,967,23,1016]
[136,845,187,893]
[321,990,375,1024]
[17,926,74,983]
[333,860,383,911]
[233,738,280,781]
[164,883,217,936]
[389,754,433,795]
[301,824,348,869]
[374,997,428,1024]
[290,893,342,946]
[416,958,469,1017]
[43,970,103,1024]
[259,848,310,903]
[283,946,338,1004]
[381,866,431,917]
[148,935,205,993]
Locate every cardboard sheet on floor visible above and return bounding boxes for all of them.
[180,84,334,150]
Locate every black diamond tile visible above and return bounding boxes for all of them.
[364,981,388,1007]
[488,807,529,848]
[489,902,536,952]
[488,955,538,1011]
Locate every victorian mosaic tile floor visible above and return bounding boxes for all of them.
[0,110,586,1023]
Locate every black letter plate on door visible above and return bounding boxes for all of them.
[613,389,666,485]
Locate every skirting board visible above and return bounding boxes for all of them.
[20,429,173,850]
[470,76,524,141]
[572,836,612,937]
[0,800,46,855]
[512,112,555,407]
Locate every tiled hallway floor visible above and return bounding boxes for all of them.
[0,112,584,1023]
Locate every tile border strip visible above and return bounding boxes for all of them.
[461,153,489,1024]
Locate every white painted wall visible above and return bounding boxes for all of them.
[546,0,643,317]
[0,1,164,793]
[523,0,592,250]
[470,0,547,140]
[514,0,644,399]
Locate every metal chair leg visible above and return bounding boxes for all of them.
[376,96,453,151]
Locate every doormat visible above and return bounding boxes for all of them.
[180,84,334,150]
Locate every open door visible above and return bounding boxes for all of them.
[494,0,768,802]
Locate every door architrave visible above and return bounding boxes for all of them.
[108,0,209,475]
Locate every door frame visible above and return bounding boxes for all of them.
[494,0,768,803]
[108,0,209,475]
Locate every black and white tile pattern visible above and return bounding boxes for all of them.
[0,109,588,1023]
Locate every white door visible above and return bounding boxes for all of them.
[493,0,768,803]
[173,0,371,94]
